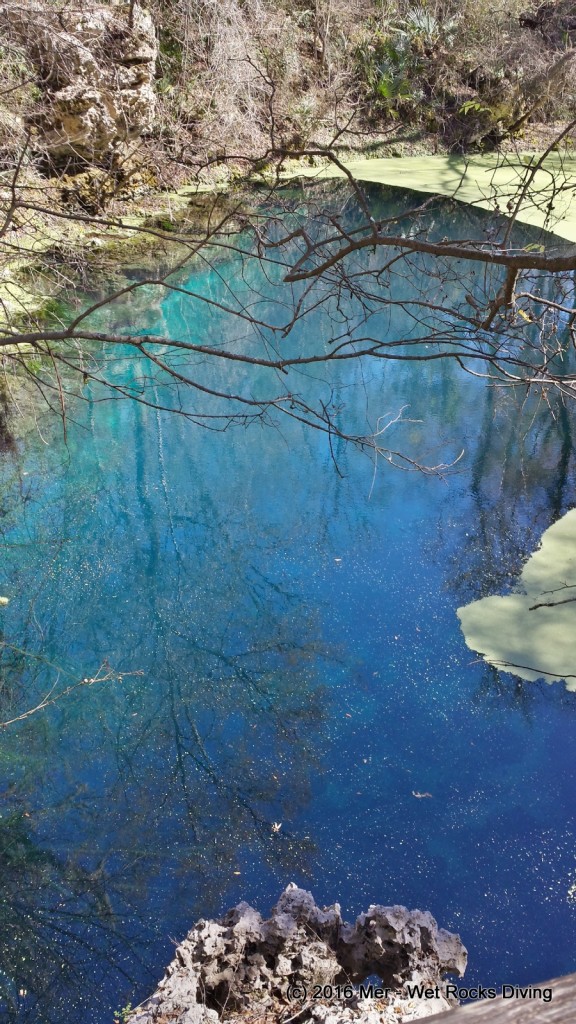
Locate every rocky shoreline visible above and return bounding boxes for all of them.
[128,886,467,1024]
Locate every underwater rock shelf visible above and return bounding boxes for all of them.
[129,884,467,1024]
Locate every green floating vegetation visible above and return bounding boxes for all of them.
[289,153,576,244]
[457,509,576,688]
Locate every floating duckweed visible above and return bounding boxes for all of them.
[457,509,576,689]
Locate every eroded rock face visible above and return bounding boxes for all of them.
[0,2,157,168]
[130,885,467,1024]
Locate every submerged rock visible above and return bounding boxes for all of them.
[129,884,467,1024]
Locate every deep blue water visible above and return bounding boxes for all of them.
[1,186,576,1022]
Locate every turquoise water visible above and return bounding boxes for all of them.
[1,187,576,1021]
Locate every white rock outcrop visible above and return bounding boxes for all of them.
[0,2,157,167]
[129,885,467,1024]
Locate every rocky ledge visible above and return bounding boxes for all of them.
[0,1,157,169]
[129,885,467,1024]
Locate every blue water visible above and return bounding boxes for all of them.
[1,187,576,1022]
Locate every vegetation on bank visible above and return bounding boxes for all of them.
[121,0,576,159]
[1,1,576,188]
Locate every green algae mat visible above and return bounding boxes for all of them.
[288,153,576,245]
[458,509,576,689]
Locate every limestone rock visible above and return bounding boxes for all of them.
[338,904,468,985]
[0,2,157,168]
[129,884,467,1024]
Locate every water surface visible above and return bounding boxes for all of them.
[1,186,576,1022]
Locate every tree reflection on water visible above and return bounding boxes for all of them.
[0,398,337,1021]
